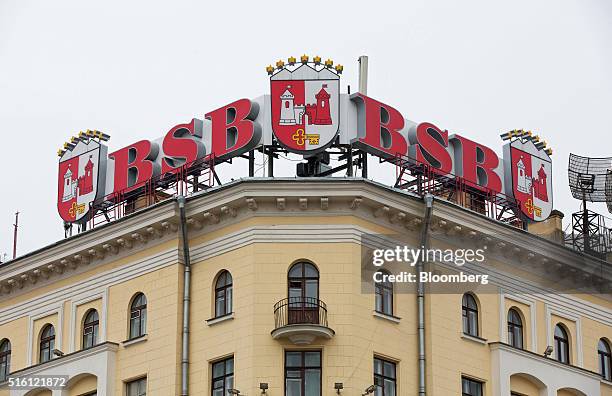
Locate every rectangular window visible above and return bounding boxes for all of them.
[461,377,483,396]
[285,351,321,396]
[374,357,396,396]
[126,378,146,396]
[212,356,234,396]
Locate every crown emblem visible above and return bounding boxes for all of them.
[57,130,110,157]
[266,55,343,76]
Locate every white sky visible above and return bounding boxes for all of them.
[0,0,611,258]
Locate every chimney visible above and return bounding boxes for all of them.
[527,209,564,244]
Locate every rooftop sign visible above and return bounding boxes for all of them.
[57,56,553,225]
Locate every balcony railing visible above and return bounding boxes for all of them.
[273,297,329,329]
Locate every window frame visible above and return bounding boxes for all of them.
[461,376,483,396]
[214,271,233,318]
[39,324,55,363]
[211,356,234,396]
[126,377,147,396]
[82,309,99,350]
[507,309,524,349]
[287,262,320,300]
[0,339,10,382]
[374,270,394,316]
[374,356,397,396]
[129,293,147,340]
[554,324,570,364]
[598,338,612,381]
[284,350,322,396]
[462,293,479,337]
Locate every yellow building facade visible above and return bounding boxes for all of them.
[0,179,610,396]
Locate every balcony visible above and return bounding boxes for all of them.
[4,342,118,396]
[271,297,334,345]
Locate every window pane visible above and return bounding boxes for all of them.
[289,264,302,278]
[286,378,302,396]
[305,352,320,367]
[375,293,383,312]
[304,264,318,277]
[226,286,233,313]
[213,361,225,378]
[305,280,318,299]
[305,369,321,396]
[374,358,383,375]
[140,309,147,334]
[130,317,141,338]
[383,290,392,314]
[383,361,396,378]
[286,352,302,367]
[225,374,234,393]
[383,379,396,396]
[225,358,234,374]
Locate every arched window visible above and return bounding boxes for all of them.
[598,338,611,380]
[507,309,524,349]
[0,339,10,382]
[288,262,319,324]
[554,324,570,364]
[129,293,147,339]
[462,293,479,337]
[375,270,393,316]
[39,324,55,363]
[214,271,233,318]
[82,309,99,349]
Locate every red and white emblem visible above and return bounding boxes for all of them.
[57,139,107,223]
[271,64,340,153]
[504,138,553,221]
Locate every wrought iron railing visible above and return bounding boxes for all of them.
[273,297,329,329]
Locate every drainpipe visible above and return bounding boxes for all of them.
[417,194,434,396]
[178,196,192,396]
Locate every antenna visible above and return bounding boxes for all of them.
[567,154,612,257]
[12,211,19,259]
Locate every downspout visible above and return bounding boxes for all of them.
[178,196,192,396]
[417,194,434,396]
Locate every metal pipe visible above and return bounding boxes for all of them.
[358,55,368,95]
[12,211,19,259]
[178,196,192,396]
[417,194,434,396]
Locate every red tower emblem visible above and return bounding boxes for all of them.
[269,56,341,153]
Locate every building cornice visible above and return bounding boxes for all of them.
[0,178,608,299]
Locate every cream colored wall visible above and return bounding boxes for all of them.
[68,374,97,395]
[188,241,417,396]
[107,264,182,395]
[511,373,542,395]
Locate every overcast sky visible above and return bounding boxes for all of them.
[0,0,611,258]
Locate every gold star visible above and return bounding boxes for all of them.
[313,56,321,65]
[301,54,309,64]
[276,60,285,69]
[335,64,344,74]
[324,59,333,67]
[288,56,296,65]
[266,65,274,75]
[57,149,64,157]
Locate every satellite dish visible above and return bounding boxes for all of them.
[566,154,612,257]
[568,153,612,203]
[606,170,612,214]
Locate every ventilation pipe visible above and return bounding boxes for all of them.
[417,194,434,396]
[178,196,192,396]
